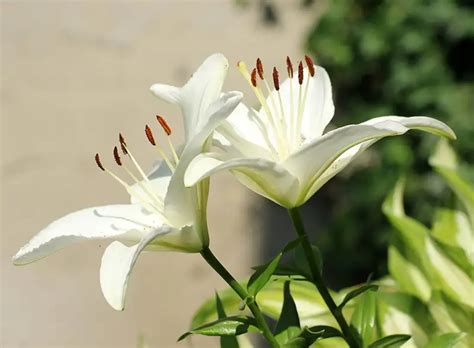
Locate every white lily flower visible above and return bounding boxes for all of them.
[184,56,456,208]
[13,53,242,311]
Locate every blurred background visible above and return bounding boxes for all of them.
[1,1,472,347]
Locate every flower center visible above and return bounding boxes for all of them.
[237,55,316,160]
[94,115,180,223]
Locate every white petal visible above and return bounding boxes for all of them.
[164,92,242,227]
[266,65,335,140]
[129,160,171,207]
[305,116,456,200]
[13,204,160,265]
[151,53,230,140]
[149,84,181,104]
[285,121,409,205]
[185,152,300,207]
[100,229,164,311]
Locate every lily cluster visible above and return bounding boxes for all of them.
[13,53,455,314]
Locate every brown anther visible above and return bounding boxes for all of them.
[304,55,315,77]
[298,61,304,85]
[95,153,105,171]
[256,58,264,80]
[272,67,280,91]
[250,68,258,87]
[113,146,122,166]
[145,125,156,145]
[156,115,172,136]
[286,56,294,78]
[118,133,128,154]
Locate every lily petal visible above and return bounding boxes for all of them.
[13,204,159,265]
[285,121,409,205]
[304,116,457,202]
[164,91,242,227]
[185,152,300,207]
[100,228,163,311]
[150,53,229,140]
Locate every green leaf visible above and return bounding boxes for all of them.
[178,316,259,341]
[275,281,301,344]
[351,288,376,346]
[425,332,466,348]
[247,253,282,297]
[294,244,323,278]
[298,325,343,345]
[338,284,379,309]
[216,293,240,348]
[368,334,411,347]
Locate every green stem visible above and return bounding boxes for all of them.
[200,247,280,348]
[288,208,360,348]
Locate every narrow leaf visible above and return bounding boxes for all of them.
[275,281,301,344]
[178,316,259,341]
[216,293,240,348]
[338,284,379,309]
[248,253,282,297]
[351,288,376,345]
[424,332,466,348]
[368,334,411,348]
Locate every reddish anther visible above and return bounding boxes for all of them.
[156,115,172,136]
[286,56,294,78]
[113,146,122,166]
[272,67,280,91]
[118,133,128,154]
[145,125,156,145]
[298,61,304,85]
[251,68,258,87]
[304,55,315,77]
[95,153,105,171]
[256,58,264,80]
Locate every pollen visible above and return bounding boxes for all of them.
[95,153,105,171]
[298,61,304,85]
[256,58,264,80]
[156,115,172,136]
[113,146,122,166]
[145,125,156,145]
[272,67,280,91]
[304,55,315,77]
[286,56,294,78]
[251,68,258,87]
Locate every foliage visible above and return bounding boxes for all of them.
[187,140,473,347]
[303,0,474,288]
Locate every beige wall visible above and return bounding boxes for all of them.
[1,1,317,347]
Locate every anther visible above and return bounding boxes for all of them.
[156,115,172,136]
[272,67,280,91]
[256,58,264,80]
[251,68,258,87]
[286,56,294,78]
[95,153,105,171]
[304,55,315,77]
[298,61,304,85]
[145,125,156,145]
[113,146,122,166]
[119,133,128,154]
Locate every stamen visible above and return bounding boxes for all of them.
[272,67,280,91]
[256,58,264,80]
[95,153,105,171]
[113,146,122,166]
[156,116,179,164]
[145,125,156,145]
[156,115,172,136]
[298,61,304,85]
[286,56,294,78]
[251,68,258,87]
[304,55,315,77]
[144,125,175,171]
[119,133,128,155]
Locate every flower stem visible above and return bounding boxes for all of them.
[288,208,360,348]
[200,247,280,348]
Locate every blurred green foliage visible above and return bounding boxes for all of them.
[304,0,474,288]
